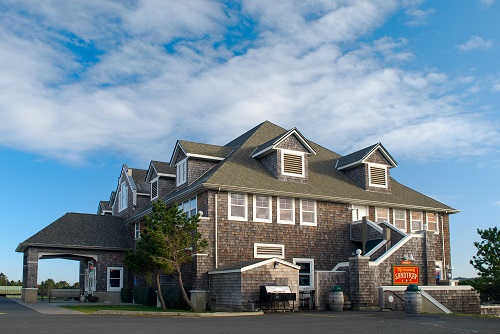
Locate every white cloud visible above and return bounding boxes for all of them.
[0,0,498,165]
[480,0,497,7]
[456,35,494,52]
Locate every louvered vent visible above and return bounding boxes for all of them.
[370,166,387,186]
[255,243,284,259]
[151,180,158,199]
[283,153,303,176]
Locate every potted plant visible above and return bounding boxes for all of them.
[86,288,99,302]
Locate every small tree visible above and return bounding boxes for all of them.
[125,199,207,311]
[470,227,500,301]
[0,273,7,285]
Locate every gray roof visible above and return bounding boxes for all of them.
[336,143,397,169]
[16,213,132,252]
[129,168,149,194]
[151,161,176,175]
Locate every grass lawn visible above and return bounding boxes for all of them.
[62,304,191,314]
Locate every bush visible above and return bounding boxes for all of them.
[160,286,191,310]
[132,286,157,306]
[121,287,133,303]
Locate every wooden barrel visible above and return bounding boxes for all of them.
[404,290,422,314]
[328,291,344,311]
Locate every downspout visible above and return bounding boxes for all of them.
[214,188,220,269]
[441,216,446,278]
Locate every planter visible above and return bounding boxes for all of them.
[86,296,99,302]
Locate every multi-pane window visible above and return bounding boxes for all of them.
[300,200,316,226]
[278,197,295,224]
[134,222,140,239]
[253,195,271,222]
[229,193,247,221]
[393,209,407,231]
[410,211,423,232]
[178,197,197,217]
[119,182,128,212]
[294,259,314,289]
[375,207,389,223]
[427,213,439,233]
[176,159,187,186]
[107,267,123,291]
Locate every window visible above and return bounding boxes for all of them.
[179,197,197,217]
[253,195,272,223]
[410,211,423,232]
[254,243,284,259]
[368,163,388,188]
[119,182,128,212]
[281,150,305,177]
[229,193,247,221]
[176,158,187,186]
[107,267,123,291]
[375,207,389,223]
[151,178,158,200]
[393,209,407,231]
[426,213,439,233]
[351,205,368,221]
[300,200,316,226]
[278,197,295,224]
[134,222,140,239]
[294,258,314,289]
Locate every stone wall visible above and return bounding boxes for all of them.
[481,305,500,317]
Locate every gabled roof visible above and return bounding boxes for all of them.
[251,127,316,158]
[208,258,300,274]
[145,161,176,183]
[16,213,131,252]
[336,143,397,170]
[169,140,234,167]
[129,168,149,194]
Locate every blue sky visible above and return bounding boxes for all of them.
[0,0,498,284]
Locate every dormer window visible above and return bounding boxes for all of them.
[151,178,158,200]
[119,182,128,212]
[281,150,305,177]
[176,158,187,186]
[368,163,388,188]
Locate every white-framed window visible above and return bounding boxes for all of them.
[410,211,423,232]
[229,193,247,221]
[178,197,197,217]
[368,163,388,188]
[351,205,368,221]
[151,177,159,200]
[278,197,295,224]
[119,182,128,212]
[300,200,316,226]
[293,258,314,289]
[134,222,140,239]
[426,212,439,234]
[253,195,272,223]
[176,158,187,186]
[375,207,389,223]
[393,209,407,231]
[254,243,284,259]
[107,267,123,291]
[281,150,305,177]
[435,260,443,284]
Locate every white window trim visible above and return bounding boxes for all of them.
[107,267,123,292]
[410,211,423,232]
[254,243,285,259]
[277,197,295,225]
[293,258,315,289]
[134,222,140,239]
[393,209,407,232]
[426,212,439,234]
[176,158,187,186]
[119,182,128,212]
[281,149,305,178]
[300,199,317,226]
[150,177,159,200]
[368,163,388,188]
[375,207,390,223]
[228,192,248,221]
[253,195,272,223]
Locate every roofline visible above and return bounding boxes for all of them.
[251,128,316,158]
[16,243,131,253]
[202,183,459,214]
[337,143,397,170]
[186,153,226,161]
[208,258,300,274]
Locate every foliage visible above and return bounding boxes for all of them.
[132,286,157,306]
[0,273,22,286]
[125,199,207,311]
[470,227,500,302]
[121,287,134,303]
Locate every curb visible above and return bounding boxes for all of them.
[93,310,265,317]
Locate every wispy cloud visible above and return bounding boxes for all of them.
[456,35,494,52]
[480,0,497,7]
[0,1,498,165]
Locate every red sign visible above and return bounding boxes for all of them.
[393,265,420,285]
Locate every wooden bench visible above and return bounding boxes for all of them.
[48,289,81,303]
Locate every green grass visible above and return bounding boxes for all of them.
[61,304,191,314]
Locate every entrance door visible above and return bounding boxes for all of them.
[352,205,368,221]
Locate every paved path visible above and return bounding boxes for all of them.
[8,298,84,315]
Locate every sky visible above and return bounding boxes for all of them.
[0,0,498,285]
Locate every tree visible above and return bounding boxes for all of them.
[125,199,208,311]
[470,227,500,301]
[0,273,7,285]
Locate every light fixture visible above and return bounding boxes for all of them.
[408,253,415,261]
